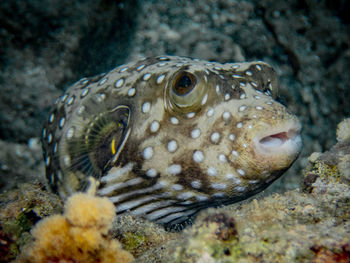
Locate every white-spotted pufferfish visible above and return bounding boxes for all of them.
[42,56,302,229]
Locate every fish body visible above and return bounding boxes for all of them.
[42,56,302,229]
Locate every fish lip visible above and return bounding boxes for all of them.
[253,119,302,156]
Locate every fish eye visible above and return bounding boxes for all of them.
[166,70,206,116]
[172,72,197,96]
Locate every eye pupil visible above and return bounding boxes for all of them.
[173,72,196,96]
[178,75,192,88]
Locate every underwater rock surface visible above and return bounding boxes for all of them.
[0,119,349,262]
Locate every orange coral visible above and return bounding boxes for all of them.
[16,193,133,263]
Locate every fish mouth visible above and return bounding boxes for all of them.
[254,120,302,156]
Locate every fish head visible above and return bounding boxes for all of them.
[135,58,302,202]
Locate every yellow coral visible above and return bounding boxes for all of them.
[16,193,133,263]
[65,192,115,233]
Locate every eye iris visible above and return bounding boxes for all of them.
[174,73,196,96]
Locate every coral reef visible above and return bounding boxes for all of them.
[112,214,179,260]
[164,119,350,262]
[0,183,62,262]
[1,0,349,194]
[16,192,133,263]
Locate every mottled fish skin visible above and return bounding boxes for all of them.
[42,56,302,229]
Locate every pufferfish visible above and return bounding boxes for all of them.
[42,56,302,229]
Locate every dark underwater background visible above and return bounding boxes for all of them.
[0,0,349,193]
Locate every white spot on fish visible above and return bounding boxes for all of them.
[201,94,208,105]
[207,167,217,177]
[236,122,243,128]
[137,64,145,71]
[128,88,136,97]
[142,102,151,113]
[63,155,70,166]
[210,132,220,144]
[61,94,68,102]
[235,186,246,192]
[167,140,178,153]
[193,150,204,163]
[170,117,179,125]
[150,121,160,133]
[239,105,247,112]
[187,112,195,118]
[172,184,183,191]
[142,147,153,160]
[229,133,235,141]
[45,156,50,166]
[66,127,75,140]
[67,96,74,105]
[222,111,231,120]
[143,73,151,81]
[216,85,221,95]
[96,93,106,102]
[156,74,165,84]
[119,67,128,73]
[191,128,201,139]
[251,81,258,88]
[256,106,263,110]
[218,154,227,163]
[191,180,201,189]
[81,88,89,97]
[99,77,107,86]
[167,164,181,175]
[59,117,65,128]
[206,107,214,117]
[115,78,124,88]
[146,168,157,177]
[177,192,194,200]
[49,113,54,123]
[232,150,239,157]
[211,182,227,190]
[237,169,246,176]
[196,195,209,201]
